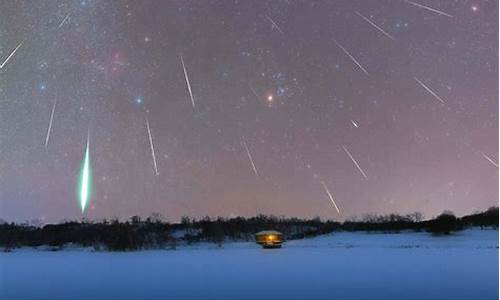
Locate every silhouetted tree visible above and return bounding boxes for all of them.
[427,211,462,235]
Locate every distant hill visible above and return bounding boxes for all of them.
[0,207,497,251]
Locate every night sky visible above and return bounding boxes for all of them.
[0,0,497,223]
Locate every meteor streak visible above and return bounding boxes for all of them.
[0,40,24,69]
[265,15,283,34]
[342,145,368,179]
[404,0,453,18]
[58,14,70,29]
[482,153,498,168]
[44,99,57,148]
[146,117,159,176]
[180,55,196,108]
[334,39,369,75]
[78,132,92,213]
[355,11,395,41]
[414,77,445,104]
[248,84,260,102]
[321,181,340,214]
[242,139,259,177]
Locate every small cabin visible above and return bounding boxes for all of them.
[255,230,284,248]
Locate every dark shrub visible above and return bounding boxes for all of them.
[428,211,463,235]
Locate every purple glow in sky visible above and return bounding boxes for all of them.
[0,1,497,223]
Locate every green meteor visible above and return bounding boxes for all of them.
[78,133,92,212]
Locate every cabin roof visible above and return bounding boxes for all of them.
[255,230,282,236]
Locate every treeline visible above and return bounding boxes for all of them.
[344,207,498,234]
[0,207,497,251]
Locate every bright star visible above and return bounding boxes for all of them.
[267,94,274,106]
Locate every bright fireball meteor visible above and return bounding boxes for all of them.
[78,132,92,212]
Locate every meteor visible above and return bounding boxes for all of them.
[248,84,260,102]
[482,153,498,168]
[58,14,70,29]
[180,55,196,108]
[414,77,445,104]
[78,132,92,213]
[146,117,159,176]
[334,39,369,75]
[355,11,395,41]
[321,181,340,214]
[404,0,453,18]
[0,40,24,69]
[44,99,57,149]
[265,15,283,34]
[342,145,368,179]
[242,139,259,177]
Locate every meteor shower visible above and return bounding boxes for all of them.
[0,1,498,300]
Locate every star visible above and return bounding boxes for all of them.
[266,94,274,106]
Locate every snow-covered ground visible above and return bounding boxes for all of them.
[0,229,498,300]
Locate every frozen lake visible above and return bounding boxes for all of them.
[1,229,497,300]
